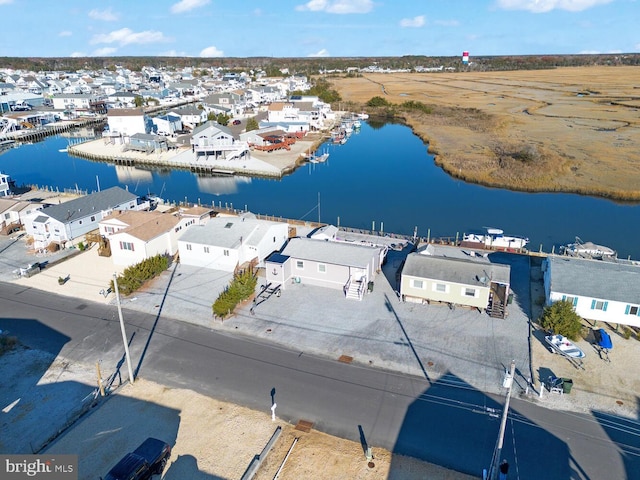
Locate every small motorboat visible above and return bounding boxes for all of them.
[545,334,586,359]
[560,236,616,258]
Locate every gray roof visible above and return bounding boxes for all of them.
[547,256,640,302]
[403,253,511,286]
[192,120,233,138]
[38,187,137,223]
[179,216,278,249]
[281,237,380,268]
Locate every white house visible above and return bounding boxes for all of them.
[265,237,383,300]
[190,121,249,161]
[23,186,140,250]
[99,210,186,266]
[167,106,207,130]
[51,93,105,113]
[0,197,45,234]
[152,114,182,136]
[106,108,151,137]
[543,256,640,328]
[178,214,289,272]
[0,173,12,197]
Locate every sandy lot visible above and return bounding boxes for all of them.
[330,66,640,200]
[63,379,477,480]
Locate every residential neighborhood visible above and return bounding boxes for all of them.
[1,59,640,480]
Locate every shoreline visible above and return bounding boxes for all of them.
[68,132,329,179]
[329,67,640,203]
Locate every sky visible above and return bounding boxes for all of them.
[0,0,637,58]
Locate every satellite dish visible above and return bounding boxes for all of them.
[478,276,488,285]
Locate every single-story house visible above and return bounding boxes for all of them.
[265,237,383,300]
[400,252,511,317]
[543,256,640,328]
[178,214,289,272]
[125,133,170,154]
[99,210,185,266]
[23,186,140,250]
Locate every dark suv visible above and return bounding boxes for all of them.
[102,438,171,480]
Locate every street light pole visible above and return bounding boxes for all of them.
[113,273,135,384]
[488,360,515,480]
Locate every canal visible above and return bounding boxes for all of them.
[1,121,639,259]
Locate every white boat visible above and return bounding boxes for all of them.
[308,152,329,163]
[356,112,369,120]
[545,334,586,359]
[560,237,616,258]
[463,227,528,249]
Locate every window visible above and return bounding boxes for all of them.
[296,260,304,269]
[591,300,608,311]
[204,246,210,253]
[562,295,578,306]
[434,283,448,293]
[412,279,424,289]
[186,244,192,251]
[90,215,95,222]
[119,241,134,251]
[223,249,229,256]
[318,264,326,273]
[463,287,477,298]
[625,305,639,315]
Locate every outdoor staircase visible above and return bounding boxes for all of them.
[487,293,505,318]
[345,279,363,301]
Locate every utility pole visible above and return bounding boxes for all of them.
[113,273,135,384]
[487,360,515,480]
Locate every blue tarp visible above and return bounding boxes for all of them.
[596,328,613,349]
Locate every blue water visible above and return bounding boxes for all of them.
[2,123,639,259]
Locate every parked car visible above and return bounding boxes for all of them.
[232,119,241,125]
[102,438,171,480]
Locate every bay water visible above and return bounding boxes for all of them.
[1,121,638,259]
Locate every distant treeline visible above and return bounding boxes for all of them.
[1,53,639,75]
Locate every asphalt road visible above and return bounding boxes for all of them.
[2,282,639,479]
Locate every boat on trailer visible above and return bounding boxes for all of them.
[545,334,586,359]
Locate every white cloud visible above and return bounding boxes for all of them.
[308,48,330,57]
[0,0,14,5]
[90,28,170,46]
[88,8,119,21]
[171,0,210,14]
[59,31,72,37]
[496,0,613,13]
[92,47,118,56]
[70,52,86,58]
[399,15,425,28]
[296,0,373,14]
[200,45,224,57]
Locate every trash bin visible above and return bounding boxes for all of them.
[507,293,514,305]
[367,281,374,293]
[561,378,573,394]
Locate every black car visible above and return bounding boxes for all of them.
[102,438,171,480]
